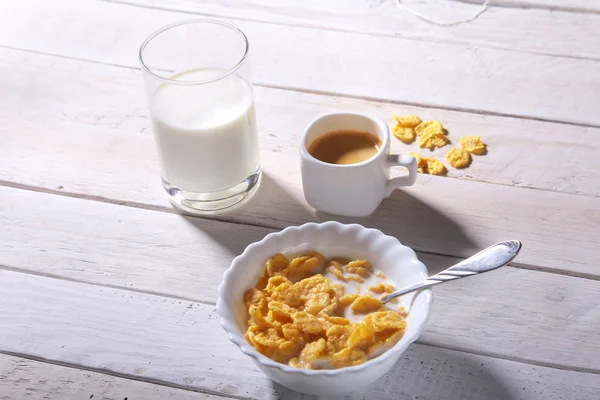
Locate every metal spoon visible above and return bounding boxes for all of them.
[381,240,522,304]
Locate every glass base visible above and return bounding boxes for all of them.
[162,168,261,215]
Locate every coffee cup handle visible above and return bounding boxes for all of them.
[385,154,418,197]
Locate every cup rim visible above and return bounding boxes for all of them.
[300,112,390,168]
[138,19,250,86]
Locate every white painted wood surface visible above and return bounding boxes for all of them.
[0,355,222,400]
[3,113,599,278]
[481,0,600,13]
[115,0,600,59]
[1,0,599,398]
[2,53,599,277]
[2,0,600,125]
[2,47,599,198]
[0,269,599,400]
[1,186,599,373]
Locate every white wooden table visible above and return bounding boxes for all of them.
[1,0,599,398]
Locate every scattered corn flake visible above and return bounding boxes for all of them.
[392,126,416,144]
[408,151,427,173]
[460,136,487,155]
[375,271,387,279]
[446,147,471,169]
[415,120,444,136]
[392,114,422,128]
[418,131,449,150]
[422,157,447,176]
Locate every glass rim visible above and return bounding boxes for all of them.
[138,19,250,86]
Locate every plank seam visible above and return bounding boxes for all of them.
[2,288,599,376]
[416,338,600,375]
[0,263,215,306]
[99,0,600,62]
[1,45,600,129]
[2,180,599,281]
[0,351,249,400]
[455,0,600,15]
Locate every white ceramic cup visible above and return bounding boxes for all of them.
[300,112,418,217]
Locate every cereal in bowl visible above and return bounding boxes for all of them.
[243,251,407,369]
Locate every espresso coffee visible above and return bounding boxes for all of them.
[308,130,381,165]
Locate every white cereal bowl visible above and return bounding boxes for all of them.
[217,221,432,396]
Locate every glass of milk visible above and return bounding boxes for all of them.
[139,20,261,214]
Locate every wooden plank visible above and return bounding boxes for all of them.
[113,0,600,59]
[1,52,599,278]
[0,269,599,399]
[0,355,225,400]
[1,186,599,372]
[2,116,599,279]
[1,0,600,125]
[2,47,599,198]
[481,0,600,13]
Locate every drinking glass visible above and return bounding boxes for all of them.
[139,20,261,214]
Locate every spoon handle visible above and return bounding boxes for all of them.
[381,240,522,304]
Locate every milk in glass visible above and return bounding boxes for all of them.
[150,67,260,193]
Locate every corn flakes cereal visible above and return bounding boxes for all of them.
[368,282,395,294]
[415,120,444,136]
[344,274,364,283]
[331,347,367,368]
[418,131,449,150]
[287,253,323,282]
[266,253,289,277]
[350,295,383,314]
[408,152,427,173]
[392,114,422,128]
[343,260,371,278]
[391,115,422,144]
[422,157,447,176]
[390,113,487,173]
[392,126,416,144]
[460,136,487,155]
[243,252,408,369]
[339,293,359,308]
[445,147,471,169]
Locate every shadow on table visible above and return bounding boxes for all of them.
[315,189,478,265]
[179,175,476,273]
[178,172,299,258]
[272,345,517,400]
